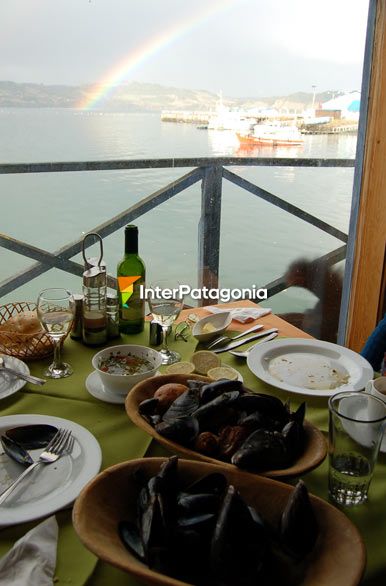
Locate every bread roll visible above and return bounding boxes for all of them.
[0,310,43,336]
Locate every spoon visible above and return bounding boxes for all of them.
[0,435,33,467]
[0,356,46,386]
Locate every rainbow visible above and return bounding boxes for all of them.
[78,0,242,110]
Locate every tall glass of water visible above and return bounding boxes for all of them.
[37,288,75,378]
[148,280,184,365]
[328,391,386,506]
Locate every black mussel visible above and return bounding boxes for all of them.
[200,379,244,404]
[0,435,33,467]
[184,472,228,496]
[155,416,199,445]
[141,495,171,572]
[282,420,305,460]
[231,429,291,471]
[177,512,215,530]
[238,410,280,432]
[5,424,58,449]
[157,456,179,524]
[193,390,240,430]
[186,379,206,392]
[233,394,290,425]
[172,527,210,583]
[162,389,201,423]
[280,480,318,559]
[290,401,306,426]
[118,520,145,561]
[141,478,172,571]
[149,414,162,426]
[139,398,160,417]
[177,493,219,516]
[211,485,267,586]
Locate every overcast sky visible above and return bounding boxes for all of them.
[0,0,369,97]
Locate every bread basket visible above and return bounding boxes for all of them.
[0,302,54,360]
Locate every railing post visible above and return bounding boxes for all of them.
[198,165,223,305]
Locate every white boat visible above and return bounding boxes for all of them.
[207,93,255,132]
[237,122,303,147]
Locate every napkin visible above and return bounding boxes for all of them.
[0,516,58,586]
[206,306,272,323]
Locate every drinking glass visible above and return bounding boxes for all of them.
[148,280,184,365]
[37,288,75,378]
[328,391,386,506]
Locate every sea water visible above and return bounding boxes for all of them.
[0,108,357,311]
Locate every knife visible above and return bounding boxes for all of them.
[212,328,279,353]
[0,356,46,386]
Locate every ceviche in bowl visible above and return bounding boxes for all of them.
[92,345,162,396]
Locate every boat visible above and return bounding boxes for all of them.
[207,92,255,132]
[237,122,304,147]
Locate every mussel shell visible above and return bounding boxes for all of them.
[281,420,305,459]
[162,389,201,423]
[231,429,291,471]
[118,520,145,561]
[0,435,33,467]
[290,401,306,426]
[184,472,228,496]
[139,398,160,417]
[193,390,240,430]
[200,379,244,404]
[155,416,199,446]
[280,480,318,559]
[177,493,219,516]
[5,424,58,449]
[233,394,289,423]
[211,485,267,585]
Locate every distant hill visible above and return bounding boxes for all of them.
[0,80,348,112]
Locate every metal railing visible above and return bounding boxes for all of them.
[0,156,354,300]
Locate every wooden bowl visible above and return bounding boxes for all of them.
[125,374,327,478]
[73,457,366,586]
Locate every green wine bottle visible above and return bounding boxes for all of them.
[117,225,146,334]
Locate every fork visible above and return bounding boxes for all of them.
[0,428,74,505]
[0,356,46,386]
[229,331,279,357]
[206,323,264,350]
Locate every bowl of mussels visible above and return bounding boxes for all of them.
[125,374,327,478]
[73,456,365,586]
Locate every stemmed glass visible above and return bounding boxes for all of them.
[37,288,75,378]
[148,280,184,365]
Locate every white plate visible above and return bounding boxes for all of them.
[0,356,29,400]
[86,371,126,404]
[247,338,373,397]
[0,414,102,526]
[86,370,163,404]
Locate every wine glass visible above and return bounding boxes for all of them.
[148,280,184,365]
[37,288,75,378]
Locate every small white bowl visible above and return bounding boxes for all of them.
[92,345,162,397]
[192,312,232,343]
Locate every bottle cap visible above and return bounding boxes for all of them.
[124,225,138,253]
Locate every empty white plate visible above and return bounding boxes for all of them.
[247,338,373,397]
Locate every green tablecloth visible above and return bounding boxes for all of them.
[0,325,385,586]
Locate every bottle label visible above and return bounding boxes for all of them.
[118,277,145,322]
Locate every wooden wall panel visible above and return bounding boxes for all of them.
[346,0,386,352]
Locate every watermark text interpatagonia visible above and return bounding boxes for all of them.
[140,284,267,304]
